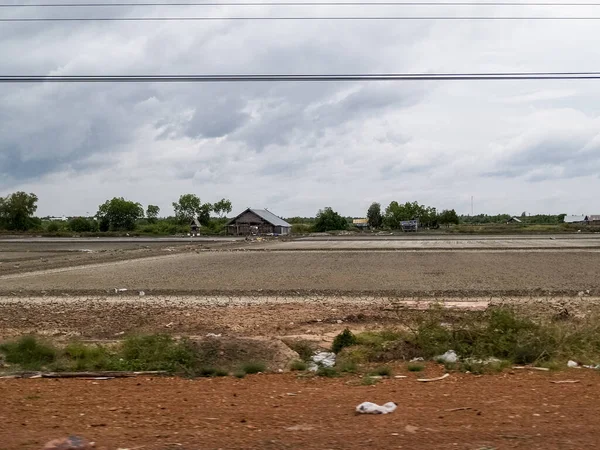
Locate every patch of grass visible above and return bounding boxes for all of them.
[290,360,308,371]
[407,363,424,372]
[241,361,266,375]
[118,334,198,373]
[214,368,229,377]
[337,360,358,373]
[284,340,316,361]
[370,366,393,377]
[0,336,57,370]
[199,367,217,377]
[331,328,357,354]
[361,376,378,386]
[63,342,112,371]
[233,371,246,379]
[316,366,339,377]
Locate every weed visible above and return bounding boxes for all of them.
[199,367,217,377]
[118,334,197,373]
[241,362,266,375]
[371,366,393,377]
[234,371,246,379]
[361,376,378,386]
[316,366,339,377]
[214,368,229,377]
[407,364,424,372]
[284,340,316,361]
[331,328,357,354]
[63,342,112,371]
[0,336,57,370]
[290,360,308,371]
[337,360,358,373]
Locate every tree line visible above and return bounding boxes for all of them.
[0,191,232,233]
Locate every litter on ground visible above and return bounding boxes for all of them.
[355,402,397,415]
[308,352,336,371]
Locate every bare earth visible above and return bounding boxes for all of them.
[1,236,600,449]
[2,370,600,450]
[1,250,598,296]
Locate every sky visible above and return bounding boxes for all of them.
[1,1,600,218]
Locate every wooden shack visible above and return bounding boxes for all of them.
[226,208,292,236]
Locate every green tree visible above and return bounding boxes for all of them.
[146,205,160,224]
[172,194,212,225]
[366,202,383,229]
[96,198,144,231]
[313,207,348,232]
[439,209,459,228]
[0,191,39,231]
[212,198,233,219]
[69,217,96,232]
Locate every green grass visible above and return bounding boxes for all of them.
[290,360,308,371]
[337,360,358,373]
[0,336,57,370]
[370,366,393,377]
[214,368,229,377]
[316,366,339,377]
[331,328,357,354]
[407,364,425,372]
[284,340,316,361]
[241,362,266,375]
[233,371,246,379]
[361,376,378,386]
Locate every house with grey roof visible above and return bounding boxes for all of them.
[564,215,586,224]
[226,208,292,236]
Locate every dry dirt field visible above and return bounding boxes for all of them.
[1,236,600,449]
[1,250,599,296]
[2,370,600,450]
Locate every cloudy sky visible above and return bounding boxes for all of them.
[1,1,600,218]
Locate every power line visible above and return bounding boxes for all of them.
[2,72,600,82]
[3,15,600,20]
[3,2,600,6]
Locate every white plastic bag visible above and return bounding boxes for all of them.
[356,402,397,414]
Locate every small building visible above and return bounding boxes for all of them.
[352,218,369,230]
[587,215,600,225]
[564,215,586,224]
[226,208,292,236]
[190,218,201,236]
[507,217,522,224]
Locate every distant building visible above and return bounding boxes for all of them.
[190,218,201,236]
[507,217,522,224]
[564,215,586,224]
[226,208,292,236]
[587,215,600,225]
[352,218,369,230]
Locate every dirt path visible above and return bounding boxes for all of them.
[1,369,599,450]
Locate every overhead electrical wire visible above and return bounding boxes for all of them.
[2,72,600,82]
[3,15,600,20]
[2,2,600,6]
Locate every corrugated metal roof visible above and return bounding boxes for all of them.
[588,215,600,221]
[564,215,586,223]
[227,208,291,227]
[250,209,292,227]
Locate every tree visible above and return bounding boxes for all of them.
[0,191,39,231]
[313,207,348,232]
[366,202,383,229]
[172,194,212,225]
[212,198,233,219]
[69,217,96,233]
[146,205,160,224]
[439,209,459,228]
[96,197,144,231]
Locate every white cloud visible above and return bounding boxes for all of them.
[2,2,600,217]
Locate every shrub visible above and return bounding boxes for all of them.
[284,339,316,361]
[46,222,60,232]
[290,360,308,371]
[316,366,339,377]
[371,366,393,377]
[241,361,266,374]
[119,334,197,372]
[332,328,357,354]
[0,336,57,369]
[69,217,95,233]
[407,363,424,372]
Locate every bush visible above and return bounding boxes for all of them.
[69,217,95,232]
[407,363,424,372]
[118,335,198,372]
[46,221,60,232]
[316,366,339,377]
[284,339,316,361]
[371,366,392,376]
[331,328,357,354]
[0,336,57,369]
[290,360,308,371]
[241,361,266,374]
